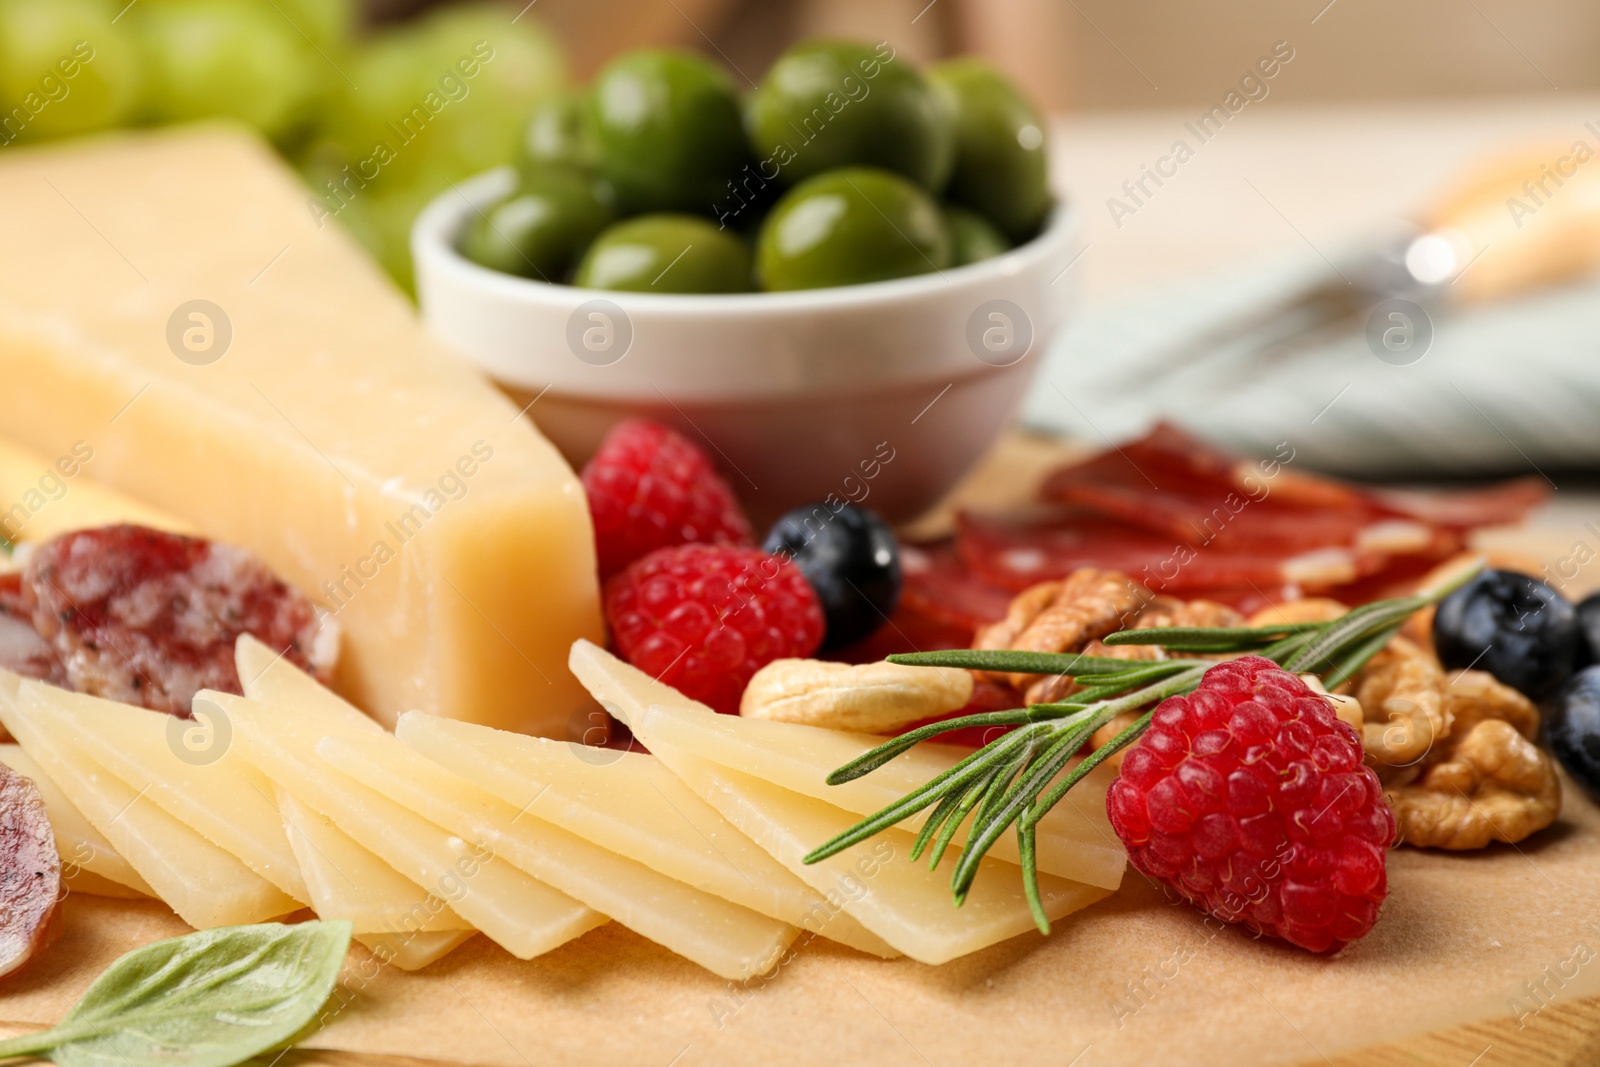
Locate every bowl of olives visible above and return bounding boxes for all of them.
[413,40,1080,523]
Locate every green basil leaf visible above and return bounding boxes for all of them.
[0,920,352,1067]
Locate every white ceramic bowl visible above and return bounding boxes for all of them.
[413,167,1081,524]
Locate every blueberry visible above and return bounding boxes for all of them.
[1576,592,1600,665]
[1433,569,1580,701]
[764,503,901,649]
[1550,665,1600,800]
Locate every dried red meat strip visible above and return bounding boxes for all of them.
[957,508,1394,596]
[18,526,335,716]
[898,542,1015,633]
[0,764,60,980]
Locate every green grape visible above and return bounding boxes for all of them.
[135,0,319,140]
[273,0,355,49]
[0,0,142,143]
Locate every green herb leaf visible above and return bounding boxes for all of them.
[0,921,353,1067]
[1100,621,1330,651]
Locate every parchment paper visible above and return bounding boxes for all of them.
[0,780,1595,1067]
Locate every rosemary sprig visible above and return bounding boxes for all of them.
[803,568,1482,932]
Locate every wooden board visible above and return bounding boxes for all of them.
[0,432,1595,1066]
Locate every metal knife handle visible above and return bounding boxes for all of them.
[1421,139,1600,303]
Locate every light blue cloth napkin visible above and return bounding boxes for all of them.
[1022,249,1600,479]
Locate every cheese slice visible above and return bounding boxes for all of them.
[0,677,299,927]
[236,634,381,729]
[204,690,607,959]
[0,742,154,898]
[0,436,191,544]
[570,640,1125,891]
[319,732,799,980]
[649,741,1112,965]
[0,127,603,734]
[276,789,471,935]
[355,930,478,972]
[34,688,308,903]
[396,712,898,959]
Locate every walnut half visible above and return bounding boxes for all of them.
[1386,670,1561,850]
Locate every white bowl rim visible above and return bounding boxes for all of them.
[413,166,1081,316]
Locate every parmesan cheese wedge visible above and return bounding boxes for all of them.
[0,436,191,544]
[0,677,299,928]
[569,640,1125,891]
[204,690,607,960]
[276,789,471,935]
[0,128,604,734]
[395,712,898,959]
[0,742,154,898]
[31,688,309,903]
[648,741,1113,965]
[355,930,479,973]
[319,732,799,980]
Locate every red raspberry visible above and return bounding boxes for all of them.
[582,419,752,578]
[1106,656,1395,954]
[604,544,824,714]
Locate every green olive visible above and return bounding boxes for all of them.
[928,57,1052,240]
[755,167,952,291]
[518,90,597,173]
[588,48,749,215]
[945,205,1010,265]
[746,40,954,192]
[460,167,616,281]
[575,214,752,293]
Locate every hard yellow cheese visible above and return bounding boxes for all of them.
[0,436,190,544]
[0,742,154,898]
[276,789,471,936]
[204,690,608,959]
[395,712,898,959]
[35,688,308,903]
[355,930,479,973]
[0,675,299,928]
[569,640,1126,891]
[0,127,603,734]
[319,732,799,980]
[650,743,1112,966]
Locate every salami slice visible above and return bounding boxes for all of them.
[0,573,65,688]
[0,764,60,980]
[18,526,333,716]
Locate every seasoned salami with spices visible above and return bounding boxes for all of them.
[15,526,334,716]
[0,762,59,979]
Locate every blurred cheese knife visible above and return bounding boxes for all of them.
[1102,138,1600,390]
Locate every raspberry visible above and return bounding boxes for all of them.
[582,419,752,577]
[1106,655,1395,953]
[604,544,824,714]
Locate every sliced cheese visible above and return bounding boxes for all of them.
[0,127,603,734]
[570,640,1125,890]
[355,930,478,972]
[396,712,898,959]
[204,690,607,959]
[319,732,799,980]
[0,742,153,898]
[34,688,308,903]
[0,436,191,544]
[236,634,379,729]
[0,677,299,927]
[276,789,471,935]
[650,742,1112,965]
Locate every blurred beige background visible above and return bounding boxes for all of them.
[385,0,1600,110]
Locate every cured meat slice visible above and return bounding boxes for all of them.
[0,760,60,979]
[957,509,1393,596]
[898,543,1015,632]
[17,526,333,716]
[0,574,64,687]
